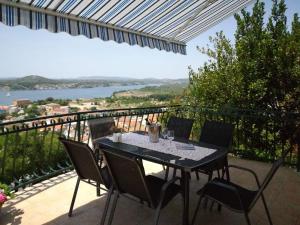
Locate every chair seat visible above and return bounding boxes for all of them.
[198,178,257,211]
[146,175,181,208]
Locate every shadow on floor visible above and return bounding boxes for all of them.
[0,206,24,225]
[7,172,77,207]
[3,158,300,225]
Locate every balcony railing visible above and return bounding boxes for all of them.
[0,105,299,191]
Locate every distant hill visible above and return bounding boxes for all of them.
[15,75,58,88]
[16,75,56,83]
[114,83,187,98]
[0,75,188,91]
[0,75,60,90]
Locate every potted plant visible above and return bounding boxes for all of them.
[0,183,14,212]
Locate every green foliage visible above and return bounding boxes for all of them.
[111,84,186,107]
[24,104,41,119]
[187,32,241,109]
[233,0,300,112]
[0,130,68,184]
[70,107,79,113]
[0,112,7,121]
[138,84,186,96]
[0,183,14,198]
[187,0,300,113]
[185,0,300,159]
[36,98,71,106]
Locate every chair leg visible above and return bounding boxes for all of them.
[209,201,215,211]
[172,168,177,178]
[244,212,252,225]
[154,202,163,225]
[99,155,104,168]
[217,203,222,212]
[68,177,80,217]
[207,171,213,181]
[100,187,113,225]
[195,171,200,180]
[191,195,203,225]
[107,191,119,225]
[203,172,213,208]
[215,170,222,211]
[261,195,273,225]
[164,166,169,180]
[97,182,101,196]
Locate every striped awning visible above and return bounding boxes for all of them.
[0,0,253,55]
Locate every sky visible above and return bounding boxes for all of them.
[0,0,299,80]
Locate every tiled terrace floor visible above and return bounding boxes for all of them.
[1,157,300,225]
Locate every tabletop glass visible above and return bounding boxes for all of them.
[96,132,228,172]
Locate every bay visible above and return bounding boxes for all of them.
[0,84,157,105]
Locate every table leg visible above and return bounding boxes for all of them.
[181,169,190,225]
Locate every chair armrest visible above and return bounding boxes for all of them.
[205,179,239,194]
[228,165,261,188]
[201,179,245,210]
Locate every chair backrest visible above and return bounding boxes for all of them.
[88,117,116,142]
[59,137,105,184]
[167,116,194,139]
[199,120,234,148]
[102,149,154,206]
[249,150,289,210]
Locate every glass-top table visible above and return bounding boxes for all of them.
[96,132,229,225]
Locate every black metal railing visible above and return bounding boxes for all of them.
[176,107,300,165]
[0,106,173,190]
[0,105,299,191]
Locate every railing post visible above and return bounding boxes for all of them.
[297,144,300,172]
[77,113,81,142]
[297,130,300,172]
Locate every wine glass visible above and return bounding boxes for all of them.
[167,130,174,146]
[161,128,168,139]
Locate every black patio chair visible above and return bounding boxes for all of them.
[88,117,116,194]
[59,137,112,221]
[88,117,116,161]
[192,151,289,225]
[196,120,234,209]
[167,116,194,140]
[164,116,194,180]
[197,120,234,181]
[101,149,182,225]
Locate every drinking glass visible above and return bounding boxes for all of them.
[167,130,174,146]
[161,128,168,139]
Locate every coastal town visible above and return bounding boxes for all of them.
[0,75,186,124]
[0,97,160,144]
[0,82,185,124]
[0,98,93,122]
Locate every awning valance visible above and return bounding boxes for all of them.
[0,0,253,55]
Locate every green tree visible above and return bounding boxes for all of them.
[186,32,241,109]
[24,104,41,119]
[0,112,7,121]
[234,0,300,112]
[185,0,300,159]
[187,0,300,112]
[70,107,79,113]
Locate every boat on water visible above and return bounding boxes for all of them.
[6,92,10,97]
